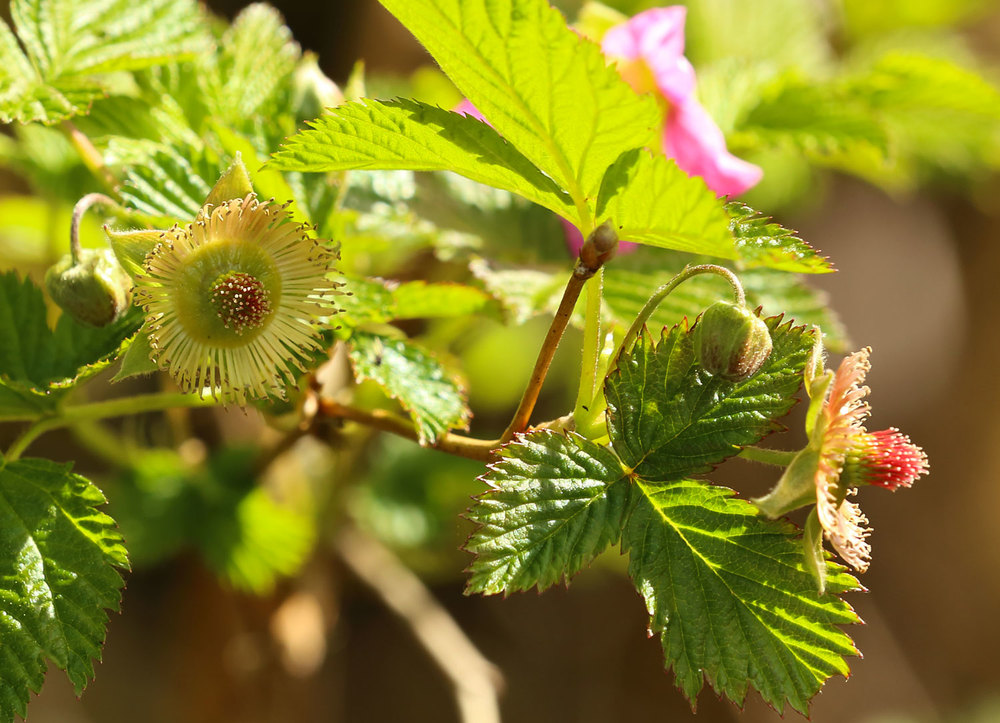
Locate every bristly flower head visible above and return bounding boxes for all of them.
[134,194,337,403]
[754,344,928,580]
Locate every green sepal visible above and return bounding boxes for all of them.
[803,507,828,594]
[805,371,833,439]
[752,446,820,518]
[104,227,161,277]
[112,327,158,382]
[203,152,255,208]
[575,2,628,41]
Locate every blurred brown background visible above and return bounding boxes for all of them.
[12,1,1000,722]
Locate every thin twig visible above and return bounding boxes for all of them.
[317,399,497,462]
[335,524,504,723]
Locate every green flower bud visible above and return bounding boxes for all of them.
[693,301,772,382]
[291,53,344,124]
[45,248,133,327]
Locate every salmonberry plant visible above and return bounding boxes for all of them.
[0,0,997,719]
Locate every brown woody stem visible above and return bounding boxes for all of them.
[499,255,606,444]
[317,399,497,462]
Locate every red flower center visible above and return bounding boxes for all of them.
[210,271,272,335]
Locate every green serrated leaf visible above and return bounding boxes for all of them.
[271,99,576,220]
[596,149,735,258]
[0,458,128,720]
[470,261,567,326]
[0,381,54,421]
[0,272,141,395]
[465,430,629,595]
[349,332,470,445]
[624,478,860,713]
[734,76,889,158]
[0,0,207,124]
[727,203,832,274]
[391,281,492,320]
[337,276,396,327]
[205,3,300,123]
[607,316,813,480]
[119,146,214,222]
[337,277,491,327]
[843,52,1000,181]
[375,0,659,227]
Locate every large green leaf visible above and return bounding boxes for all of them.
[595,150,735,258]
[734,77,889,158]
[0,458,128,722]
[606,316,813,480]
[844,52,1000,179]
[465,430,629,595]
[349,332,470,446]
[624,478,859,713]
[0,273,142,407]
[375,0,659,229]
[271,99,577,220]
[0,0,207,124]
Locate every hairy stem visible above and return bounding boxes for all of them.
[70,193,120,263]
[317,399,497,462]
[738,446,799,466]
[6,393,218,461]
[573,269,603,429]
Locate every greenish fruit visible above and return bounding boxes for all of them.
[45,248,133,327]
[693,301,772,382]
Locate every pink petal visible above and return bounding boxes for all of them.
[663,100,763,197]
[602,7,695,104]
[454,99,487,123]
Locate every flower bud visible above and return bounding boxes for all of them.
[579,221,618,270]
[291,53,343,124]
[45,248,133,327]
[693,301,772,382]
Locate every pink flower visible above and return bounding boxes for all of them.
[602,7,762,198]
